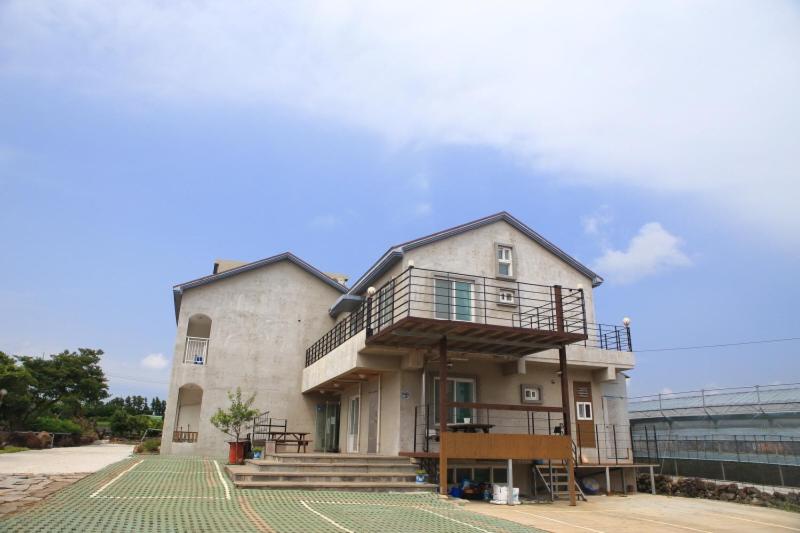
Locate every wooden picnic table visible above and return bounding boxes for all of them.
[267,431,312,453]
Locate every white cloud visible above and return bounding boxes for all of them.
[660,387,673,395]
[2,1,799,244]
[593,223,691,283]
[582,205,613,236]
[141,352,168,370]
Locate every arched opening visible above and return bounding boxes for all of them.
[173,384,203,443]
[184,314,211,365]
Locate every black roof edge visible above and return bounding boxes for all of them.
[172,252,347,323]
[338,212,602,312]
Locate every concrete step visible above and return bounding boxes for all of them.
[232,480,438,492]
[246,461,417,474]
[228,469,418,484]
[255,453,411,465]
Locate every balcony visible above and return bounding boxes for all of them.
[306,267,633,368]
[183,336,209,365]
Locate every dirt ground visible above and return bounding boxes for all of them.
[465,492,800,532]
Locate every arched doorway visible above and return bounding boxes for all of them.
[174,384,203,443]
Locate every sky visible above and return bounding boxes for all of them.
[1,1,798,401]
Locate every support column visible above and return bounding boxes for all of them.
[559,346,571,436]
[649,465,656,495]
[438,336,448,495]
[605,467,611,495]
[507,459,514,505]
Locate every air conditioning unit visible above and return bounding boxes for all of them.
[193,355,204,365]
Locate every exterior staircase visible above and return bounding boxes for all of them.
[535,462,587,502]
[225,453,438,492]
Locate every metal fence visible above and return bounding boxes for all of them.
[633,426,800,488]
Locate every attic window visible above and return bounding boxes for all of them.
[496,245,514,279]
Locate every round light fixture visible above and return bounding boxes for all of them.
[623,317,631,327]
[367,286,377,296]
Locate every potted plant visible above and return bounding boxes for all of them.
[210,388,259,465]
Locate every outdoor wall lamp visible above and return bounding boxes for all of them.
[367,286,376,296]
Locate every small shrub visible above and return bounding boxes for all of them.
[32,416,81,434]
[135,438,161,454]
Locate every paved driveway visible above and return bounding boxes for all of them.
[0,443,133,474]
[466,492,800,532]
[0,456,542,532]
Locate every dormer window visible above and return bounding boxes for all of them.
[496,244,514,278]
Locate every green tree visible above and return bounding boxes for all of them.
[210,388,258,443]
[0,351,35,429]
[17,348,109,424]
[150,397,166,417]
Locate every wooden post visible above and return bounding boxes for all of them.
[568,455,577,506]
[559,346,571,437]
[555,285,576,505]
[438,336,448,495]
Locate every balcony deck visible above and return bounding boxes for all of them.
[306,266,625,367]
[365,315,587,357]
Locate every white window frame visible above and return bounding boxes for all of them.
[576,401,593,421]
[434,278,475,322]
[498,289,515,306]
[524,388,539,401]
[496,245,514,279]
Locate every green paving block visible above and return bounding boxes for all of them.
[0,456,543,533]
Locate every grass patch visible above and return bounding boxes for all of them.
[0,446,30,454]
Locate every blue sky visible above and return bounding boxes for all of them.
[1,2,798,400]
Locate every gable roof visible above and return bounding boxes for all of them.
[172,252,347,322]
[330,212,602,316]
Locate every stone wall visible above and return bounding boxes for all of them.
[638,473,800,513]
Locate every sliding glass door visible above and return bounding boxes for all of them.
[433,377,476,424]
[434,279,473,321]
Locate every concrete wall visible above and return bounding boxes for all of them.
[358,219,600,325]
[358,358,633,463]
[161,260,341,457]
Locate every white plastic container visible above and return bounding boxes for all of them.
[490,485,520,505]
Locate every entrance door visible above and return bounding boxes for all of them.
[314,402,340,452]
[573,381,596,448]
[347,396,360,453]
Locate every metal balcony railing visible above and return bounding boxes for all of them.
[184,336,209,365]
[306,266,633,367]
[306,267,587,366]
